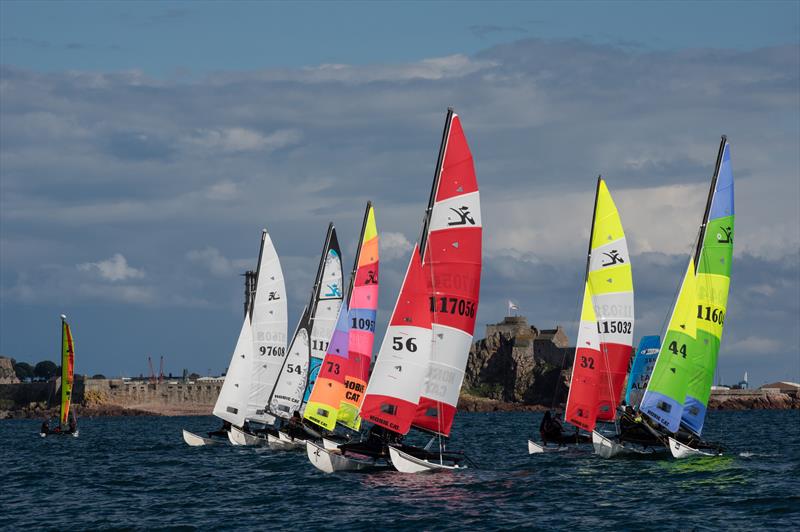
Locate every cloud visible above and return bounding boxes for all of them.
[470,24,529,39]
[1,38,797,382]
[186,247,251,276]
[77,254,145,282]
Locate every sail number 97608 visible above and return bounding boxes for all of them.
[259,346,286,356]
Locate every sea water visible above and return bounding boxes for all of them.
[1,410,798,530]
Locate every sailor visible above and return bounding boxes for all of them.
[207,420,231,439]
[40,419,50,435]
[68,413,77,433]
[539,411,563,443]
[286,411,304,440]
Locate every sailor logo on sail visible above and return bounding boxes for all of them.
[324,283,341,298]
[268,291,280,301]
[365,270,378,284]
[447,206,476,226]
[717,226,733,244]
[601,249,625,267]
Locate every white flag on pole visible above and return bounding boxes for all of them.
[508,300,519,315]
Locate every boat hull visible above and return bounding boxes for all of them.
[306,440,388,473]
[322,437,342,451]
[182,429,219,447]
[528,439,568,454]
[668,437,720,459]
[228,425,268,446]
[267,431,305,451]
[388,446,464,473]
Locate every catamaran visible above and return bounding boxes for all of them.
[528,177,635,454]
[40,314,78,438]
[182,229,288,447]
[308,108,482,473]
[634,136,734,459]
[302,203,380,457]
[264,222,344,450]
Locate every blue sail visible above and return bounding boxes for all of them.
[625,335,661,408]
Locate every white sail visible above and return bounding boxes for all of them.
[268,226,343,419]
[249,230,288,424]
[212,315,255,427]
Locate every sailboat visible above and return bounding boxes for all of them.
[528,177,634,454]
[265,223,344,450]
[303,204,379,454]
[636,136,734,459]
[182,229,288,447]
[40,314,78,438]
[308,109,482,473]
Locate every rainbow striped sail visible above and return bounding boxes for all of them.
[304,203,379,431]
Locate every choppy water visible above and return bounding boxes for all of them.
[2,410,798,530]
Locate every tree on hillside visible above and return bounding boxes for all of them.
[13,361,35,381]
[34,360,59,379]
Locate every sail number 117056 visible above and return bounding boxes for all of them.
[429,297,476,318]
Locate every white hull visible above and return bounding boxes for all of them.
[228,425,269,447]
[388,446,464,473]
[592,431,627,458]
[182,429,219,447]
[322,437,342,451]
[306,440,385,473]
[668,437,719,459]
[528,440,567,454]
[267,431,305,451]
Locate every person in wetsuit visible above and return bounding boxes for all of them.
[207,420,231,439]
[40,419,50,435]
[67,412,77,433]
[540,411,590,444]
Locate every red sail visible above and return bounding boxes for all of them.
[360,245,432,435]
[412,113,482,436]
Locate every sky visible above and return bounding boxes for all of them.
[1,1,798,386]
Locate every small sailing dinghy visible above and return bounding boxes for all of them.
[40,314,79,438]
[266,222,344,450]
[528,177,634,455]
[182,229,288,447]
[638,136,734,459]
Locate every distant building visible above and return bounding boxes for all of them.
[759,381,800,397]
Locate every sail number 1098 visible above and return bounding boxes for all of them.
[429,297,476,318]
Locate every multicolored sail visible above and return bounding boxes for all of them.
[268,224,343,419]
[640,258,698,433]
[337,205,379,430]
[248,229,288,424]
[625,335,661,408]
[412,110,482,437]
[360,245,432,435]
[564,178,634,432]
[683,138,734,435]
[304,203,379,431]
[60,315,75,427]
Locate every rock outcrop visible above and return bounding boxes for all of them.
[0,357,20,384]
[463,317,573,407]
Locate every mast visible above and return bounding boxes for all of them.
[582,175,603,282]
[693,136,727,273]
[346,202,372,306]
[249,230,268,320]
[308,223,335,320]
[418,108,453,257]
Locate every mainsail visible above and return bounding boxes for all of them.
[640,137,733,436]
[683,138,734,435]
[565,178,635,432]
[624,335,661,408]
[268,224,343,419]
[639,259,698,433]
[360,244,432,435]
[248,229,288,424]
[60,315,75,428]
[304,203,379,431]
[213,229,287,427]
[411,109,482,437]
